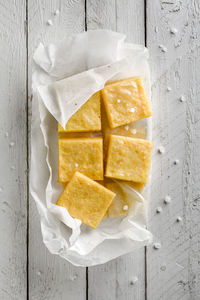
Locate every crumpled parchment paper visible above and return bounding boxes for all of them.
[30,30,153,267]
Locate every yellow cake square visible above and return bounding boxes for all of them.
[57,172,116,228]
[105,135,153,183]
[58,92,101,132]
[58,137,103,182]
[101,77,152,128]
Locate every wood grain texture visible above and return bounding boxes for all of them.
[0,1,27,299]
[86,1,146,299]
[147,0,200,299]
[116,0,145,44]
[28,1,86,299]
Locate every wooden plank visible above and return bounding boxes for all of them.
[87,0,145,43]
[86,1,146,299]
[28,1,86,299]
[0,0,27,299]
[116,0,145,43]
[146,1,200,299]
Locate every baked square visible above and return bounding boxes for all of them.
[105,135,153,183]
[101,77,152,128]
[58,92,101,132]
[58,137,103,182]
[57,172,115,228]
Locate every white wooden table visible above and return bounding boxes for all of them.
[0,1,200,299]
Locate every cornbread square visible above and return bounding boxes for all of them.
[57,172,116,228]
[101,77,152,128]
[58,137,103,182]
[58,92,101,132]
[105,135,153,183]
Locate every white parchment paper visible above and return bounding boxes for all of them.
[30,30,153,266]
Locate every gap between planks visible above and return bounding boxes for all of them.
[26,0,29,299]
